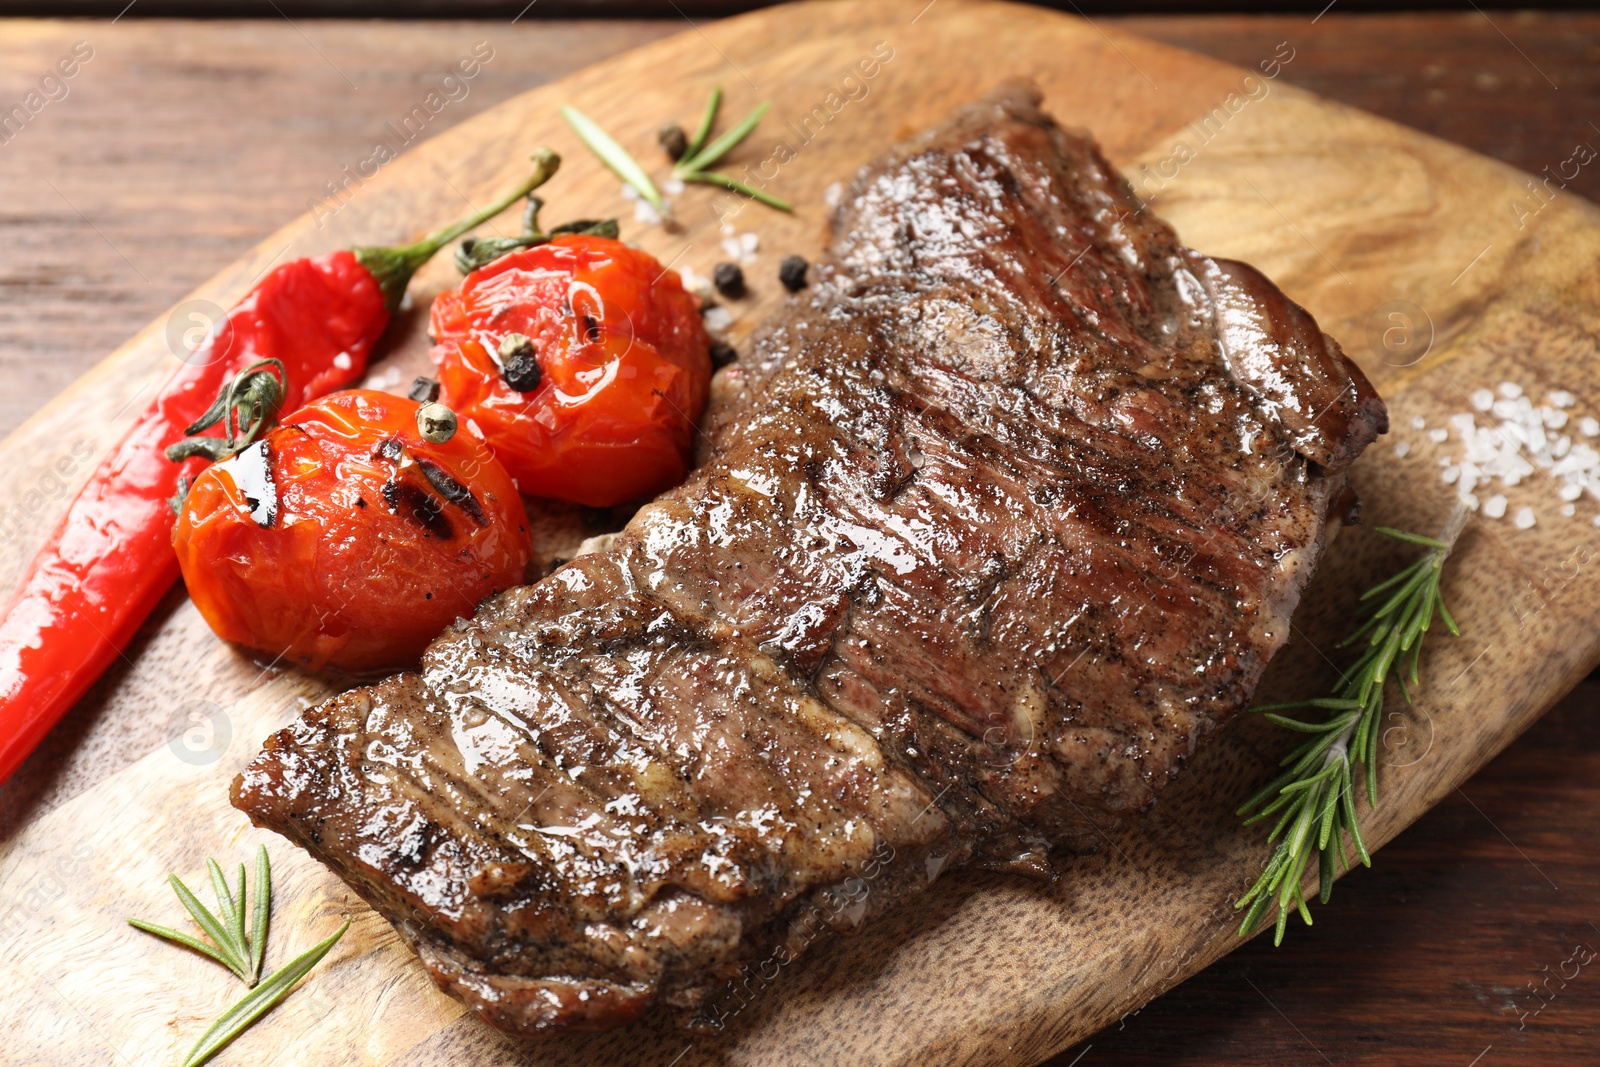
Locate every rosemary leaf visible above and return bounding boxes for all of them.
[561,105,662,210]
[681,170,793,212]
[677,101,769,174]
[207,859,238,938]
[1371,526,1450,549]
[167,873,250,982]
[249,846,271,985]
[1261,710,1358,733]
[125,919,237,972]
[684,85,723,161]
[179,921,350,1067]
[232,863,248,965]
[1252,697,1363,713]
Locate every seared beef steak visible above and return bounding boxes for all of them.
[234,81,1385,1037]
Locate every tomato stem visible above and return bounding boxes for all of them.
[353,148,561,309]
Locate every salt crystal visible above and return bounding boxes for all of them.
[1428,428,1448,443]
[1394,441,1411,458]
[702,306,734,332]
[634,199,662,225]
[824,182,844,208]
[1561,482,1584,501]
[740,232,760,254]
[1514,506,1536,529]
[662,177,686,196]
[1545,407,1570,429]
[1411,416,1427,430]
[619,183,640,202]
[1549,390,1576,408]
[678,265,711,299]
[1582,417,1600,437]
[1482,494,1508,519]
[721,237,743,260]
[1441,465,1460,485]
[1470,388,1495,412]
[720,223,736,235]
[1499,381,1523,399]
[1562,503,1577,516]
[1461,493,1480,511]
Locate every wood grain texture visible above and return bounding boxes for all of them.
[2,2,1592,16]
[2,3,1600,1065]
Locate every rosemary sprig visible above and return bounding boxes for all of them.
[561,104,663,211]
[673,87,791,212]
[129,846,347,1067]
[562,88,792,216]
[1235,506,1465,945]
[129,845,271,986]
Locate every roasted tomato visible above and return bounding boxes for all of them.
[172,389,532,672]
[428,234,711,507]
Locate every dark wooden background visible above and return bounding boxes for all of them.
[0,9,1594,1066]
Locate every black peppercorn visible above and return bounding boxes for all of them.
[659,123,689,162]
[498,333,541,393]
[778,254,809,292]
[408,376,441,403]
[709,340,738,368]
[712,261,746,299]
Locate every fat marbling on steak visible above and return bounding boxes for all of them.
[233,81,1386,1036]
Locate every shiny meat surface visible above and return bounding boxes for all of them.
[233,81,1386,1037]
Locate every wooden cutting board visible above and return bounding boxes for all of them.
[4,2,1599,1065]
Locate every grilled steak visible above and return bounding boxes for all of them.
[233,81,1386,1037]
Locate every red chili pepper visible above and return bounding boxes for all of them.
[0,150,560,784]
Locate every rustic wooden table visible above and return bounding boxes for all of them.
[0,10,1593,1066]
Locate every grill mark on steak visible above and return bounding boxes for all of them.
[233,80,1386,1037]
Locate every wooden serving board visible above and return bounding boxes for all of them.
[4,3,1600,1064]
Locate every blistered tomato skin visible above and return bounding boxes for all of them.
[172,390,533,673]
[428,235,712,507]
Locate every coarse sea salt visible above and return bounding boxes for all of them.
[677,265,712,300]
[702,305,734,333]
[1416,381,1600,529]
